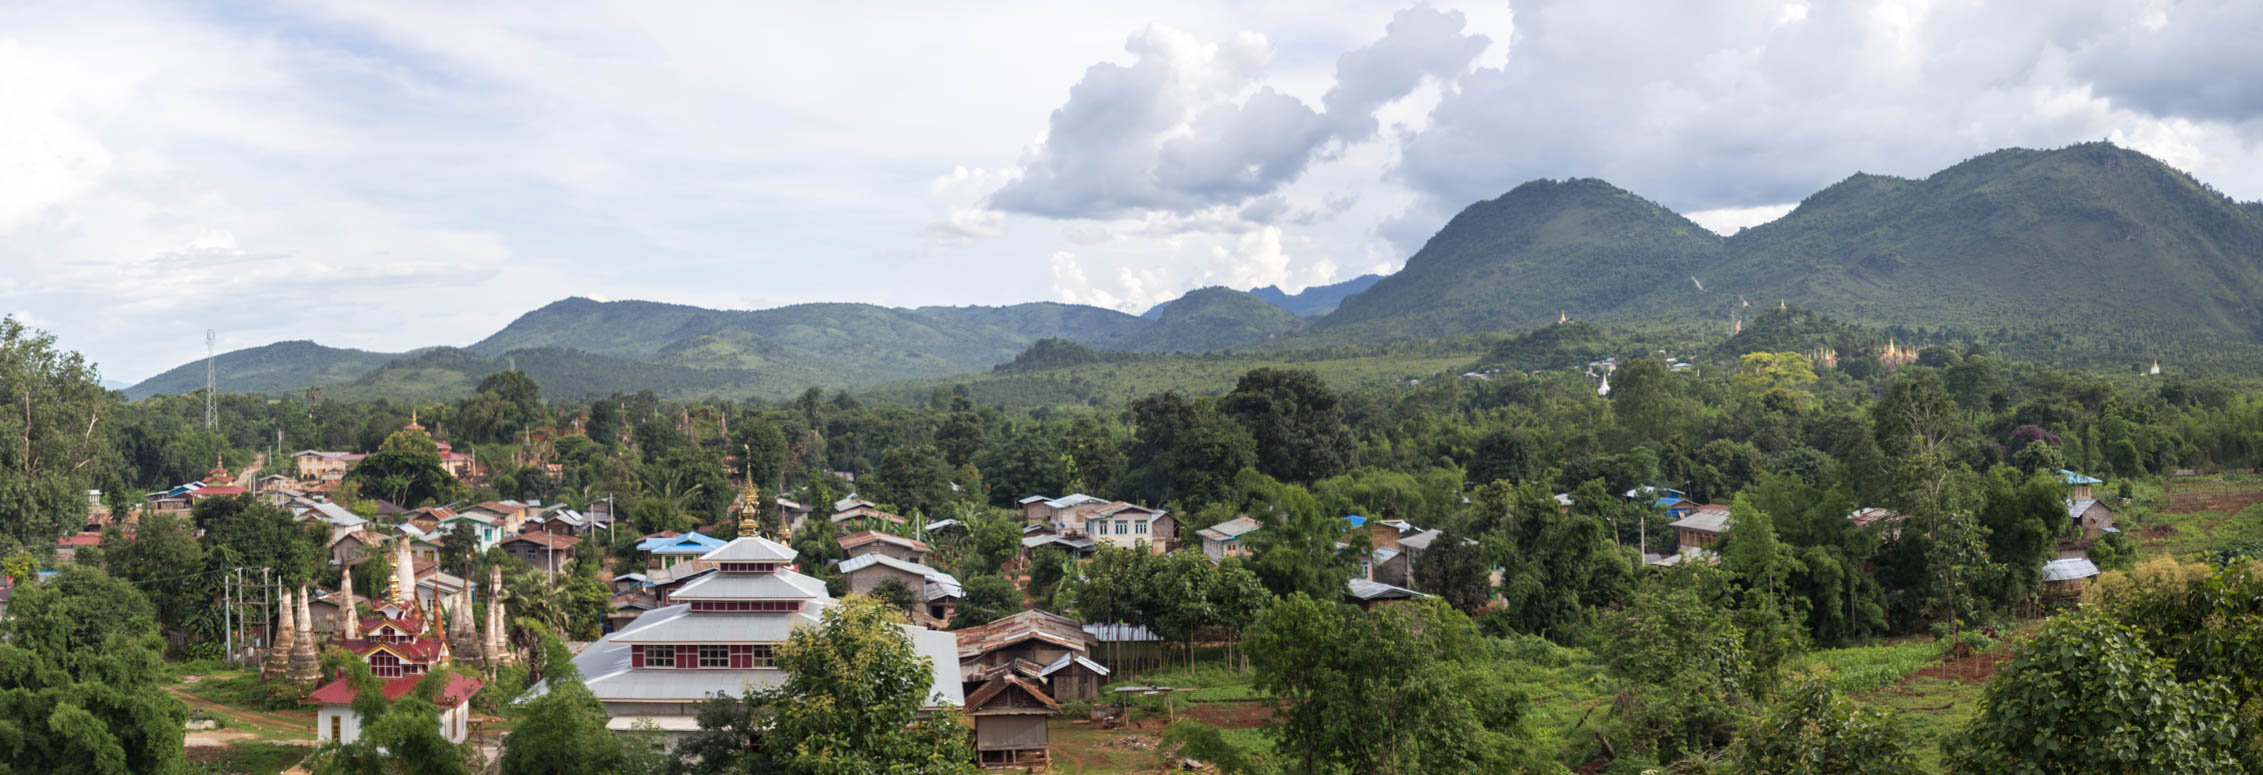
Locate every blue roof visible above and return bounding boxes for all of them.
[1344,515,1368,528]
[2057,469,2104,485]
[637,532,727,553]
[1656,497,1687,508]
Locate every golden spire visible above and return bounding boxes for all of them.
[1559,310,1567,324]
[738,445,762,537]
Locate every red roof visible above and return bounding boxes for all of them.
[192,486,248,497]
[57,534,102,547]
[306,671,482,706]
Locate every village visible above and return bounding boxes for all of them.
[1,360,2210,775]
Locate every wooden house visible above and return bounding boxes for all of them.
[954,610,1109,701]
[500,532,581,573]
[1196,516,1261,561]
[1670,504,1733,551]
[965,674,1059,768]
[837,554,962,624]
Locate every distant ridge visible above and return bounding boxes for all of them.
[123,143,2263,401]
[1142,274,1384,319]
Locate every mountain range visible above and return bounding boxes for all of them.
[126,143,2263,401]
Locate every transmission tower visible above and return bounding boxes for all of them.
[205,329,217,428]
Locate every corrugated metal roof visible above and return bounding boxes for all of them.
[2042,557,2101,581]
[1396,529,1444,550]
[953,610,1094,660]
[701,536,798,563]
[1670,505,1733,534]
[1346,578,1426,601]
[2058,469,2104,485]
[1196,516,1262,542]
[671,571,828,601]
[607,604,827,644]
[837,554,962,601]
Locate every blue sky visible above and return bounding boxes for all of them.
[4,0,2260,382]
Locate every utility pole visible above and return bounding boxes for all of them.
[261,567,272,655]
[205,330,217,429]
[223,570,232,665]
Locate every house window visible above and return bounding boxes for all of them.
[331,715,342,742]
[645,645,674,668]
[1115,521,1127,535]
[750,644,775,667]
[700,645,729,668]
[1136,520,1148,535]
[370,652,402,678]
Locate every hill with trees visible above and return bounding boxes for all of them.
[1706,143,2263,344]
[1312,177,1726,340]
[121,144,2263,402]
[125,340,403,399]
[1115,287,1304,353]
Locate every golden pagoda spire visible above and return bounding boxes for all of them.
[738,445,762,537]
[1559,310,1567,324]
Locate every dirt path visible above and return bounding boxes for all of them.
[168,686,313,736]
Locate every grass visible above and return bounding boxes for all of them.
[1801,640,1941,694]
[187,741,309,775]
[2122,475,2263,558]
[1853,675,1987,772]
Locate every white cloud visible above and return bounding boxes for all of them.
[6,0,2263,383]
[1685,204,1797,235]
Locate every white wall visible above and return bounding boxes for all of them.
[319,700,472,745]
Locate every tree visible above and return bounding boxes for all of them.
[1247,595,1543,774]
[1611,358,1695,447]
[870,577,919,615]
[1411,531,1489,612]
[100,512,204,639]
[499,637,646,775]
[674,596,973,774]
[1946,613,2246,774]
[1477,481,1631,642]
[195,495,327,585]
[0,317,112,546]
[963,513,1022,576]
[1220,368,1355,484]
[1726,682,1923,775]
[866,444,957,517]
[0,566,189,773]
[347,435,460,509]
[948,574,1020,629]
[1238,471,1359,601]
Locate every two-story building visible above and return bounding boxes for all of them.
[1084,503,1175,553]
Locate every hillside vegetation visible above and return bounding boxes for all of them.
[125,341,402,399]
[125,143,2263,403]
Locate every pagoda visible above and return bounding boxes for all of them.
[305,540,484,745]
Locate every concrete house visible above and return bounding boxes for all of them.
[1086,502,1175,553]
[837,554,963,625]
[838,530,932,564]
[1196,516,1262,561]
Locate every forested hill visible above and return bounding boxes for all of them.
[125,143,2263,401]
[1115,286,1304,353]
[1311,177,1726,340]
[124,340,402,400]
[1705,143,2263,342]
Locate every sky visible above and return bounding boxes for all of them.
[3,0,2260,383]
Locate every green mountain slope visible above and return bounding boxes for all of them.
[1115,287,1304,353]
[1710,143,2263,341]
[126,341,402,400]
[1143,274,1384,319]
[1315,178,1724,340]
[914,302,1152,348]
[322,346,765,403]
[472,298,1028,377]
